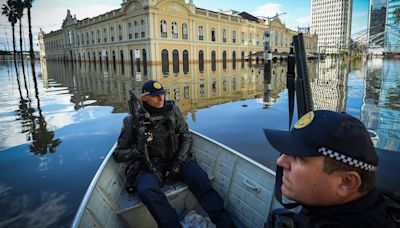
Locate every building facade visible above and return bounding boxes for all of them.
[39,0,317,79]
[311,0,352,54]
[368,0,387,54]
[385,0,400,56]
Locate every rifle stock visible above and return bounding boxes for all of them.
[293,33,314,118]
[128,90,160,180]
[286,33,314,129]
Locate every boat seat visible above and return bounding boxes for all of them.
[116,177,213,227]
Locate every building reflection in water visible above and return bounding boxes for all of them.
[40,59,293,119]
[361,59,400,151]
[311,57,349,112]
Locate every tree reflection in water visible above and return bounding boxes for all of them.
[15,61,62,155]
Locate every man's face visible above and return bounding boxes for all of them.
[276,154,343,206]
[141,93,165,108]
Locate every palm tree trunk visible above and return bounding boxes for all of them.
[12,25,24,100]
[27,6,34,60]
[19,19,29,99]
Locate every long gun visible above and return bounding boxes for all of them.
[128,91,161,180]
[286,33,314,129]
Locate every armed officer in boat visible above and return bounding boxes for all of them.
[263,110,397,228]
[113,80,233,228]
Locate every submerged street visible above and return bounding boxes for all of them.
[0,58,399,226]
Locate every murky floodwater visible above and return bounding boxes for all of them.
[0,58,399,227]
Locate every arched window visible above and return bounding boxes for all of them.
[134,21,139,38]
[211,28,216,42]
[130,49,134,76]
[93,52,96,65]
[182,23,188,39]
[172,21,178,39]
[222,29,226,43]
[275,30,279,45]
[232,31,236,43]
[160,20,167,38]
[199,50,204,72]
[99,51,102,66]
[172,49,179,74]
[280,32,283,47]
[198,26,204,40]
[105,51,109,68]
[241,51,245,68]
[222,51,227,69]
[112,50,116,71]
[161,49,169,75]
[136,50,141,73]
[142,49,147,76]
[120,50,125,74]
[183,50,189,74]
[88,52,91,63]
[256,34,260,45]
[232,51,236,69]
[248,51,252,66]
[211,51,216,72]
[141,19,146,38]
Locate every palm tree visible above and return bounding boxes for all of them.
[24,0,34,61]
[1,0,18,72]
[15,0,30,99]
[2,0,24,101]
[14,0,25,64]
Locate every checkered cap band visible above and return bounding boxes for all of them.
[318,147,377,172]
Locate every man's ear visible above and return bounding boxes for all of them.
[336,171,362,199]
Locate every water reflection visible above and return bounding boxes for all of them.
[41,60,278,117]
[361,59,400,151]
[13,63,62,155]
[33,57,400,153]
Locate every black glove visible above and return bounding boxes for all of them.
[168,161,182,179]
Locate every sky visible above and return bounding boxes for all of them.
[0,0,369,52]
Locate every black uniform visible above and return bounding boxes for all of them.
[113,101,233,228]
[113,100,192,165]
[268,188,397,228]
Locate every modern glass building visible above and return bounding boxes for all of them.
[385,0,400,56]
[368,0,387,51]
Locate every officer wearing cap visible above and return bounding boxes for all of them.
[264,110,396,228]
[113,80,233,228]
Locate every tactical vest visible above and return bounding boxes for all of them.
[145,106,179,162]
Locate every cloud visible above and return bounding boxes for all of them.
[295,15,310,26]
[251,3,284,18]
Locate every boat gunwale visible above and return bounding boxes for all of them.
[71,142,117,228]
[190,129,276,176]
[71,130,276,227]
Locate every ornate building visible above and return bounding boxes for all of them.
[39,0,317,79]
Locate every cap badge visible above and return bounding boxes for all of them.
[294,111,314,129]
[153,82,162,89]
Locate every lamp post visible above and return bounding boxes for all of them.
[261,13,286,81]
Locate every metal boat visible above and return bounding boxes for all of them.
[72,130,281,228]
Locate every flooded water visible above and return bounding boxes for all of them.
[0,58,399,227]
